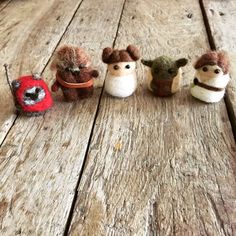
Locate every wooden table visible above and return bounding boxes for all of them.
[0,0,236,235]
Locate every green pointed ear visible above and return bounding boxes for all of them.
[176,58,188,68]
[141,59,153,68]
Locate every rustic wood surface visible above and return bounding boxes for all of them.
[0,0,83,144]
[0,0,236,235]
[202,0,236,139]
[69,0,236,235]
[0,0,11,12]
[0,0,125,234]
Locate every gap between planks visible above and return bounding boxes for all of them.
[0,0,84,148]
[199,0,236,141]
[63,0,127,234]
[63,1,236,234]
[0,0,12,12]
[0,0,235,235]
[0,0,127,234]
[67,1,234,234]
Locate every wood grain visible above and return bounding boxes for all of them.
[0,0,82,144]
[0,0,125,235]
[202,0,236,139]
[69,0,236,235]
[0,0,11,12]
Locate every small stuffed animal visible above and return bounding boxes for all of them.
[11,73,53,116]
[102,45,140,98]
[50,45,99,102]
[141,56,188,96]
[191,51,230,103]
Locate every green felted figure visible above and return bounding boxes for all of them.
[141,56,188,96]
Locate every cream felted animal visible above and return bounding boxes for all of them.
[191,51,230,103]
[102,45,140,98]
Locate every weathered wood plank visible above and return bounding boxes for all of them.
[0,0,125,235]
[69,0,236,235]
[0,0,82,144]
[202,0,236,139]
[0,0,11,12]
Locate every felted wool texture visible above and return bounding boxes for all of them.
[102,45,140,64]
[141,56,188,97]
[102,45,140,98]
[191,51,230,103]
[12,75,53,116]
[194,51,229,74]
[146,68,182,94]
[105,62,137,98]
[50,45,99,101]
[191,65,230,103]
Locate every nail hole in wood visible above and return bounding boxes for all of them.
[187,13,193,19]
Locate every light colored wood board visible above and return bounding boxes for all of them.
[202,0,236,134]
[69,0,236,235]
[0,0,82,144]
[0,0,11,11]
[0,0,125,235]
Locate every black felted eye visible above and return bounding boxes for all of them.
[113,65,119,70]
[168,68,174,74]
[65,67,70,72]
[214,69,220,74]
[125,64,130,69]
[202,66,208,72]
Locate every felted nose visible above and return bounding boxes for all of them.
[31,93,39,100]
[25,92,38,100]
[71,67,80,75]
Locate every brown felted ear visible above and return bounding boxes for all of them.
[127,45,140,61]
[102,47,114,64]
[50,46,68,70]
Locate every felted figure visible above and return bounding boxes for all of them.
[50,45,99,101]
[141,56,188,97]
[191,51,230,103]
[102,45,140,98]
[11,73,53,116]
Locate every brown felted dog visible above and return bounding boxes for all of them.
[50,45,99,101]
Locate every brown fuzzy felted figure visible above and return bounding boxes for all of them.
[102,45,140,98]
[50,45,99,101]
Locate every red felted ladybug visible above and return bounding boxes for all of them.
[11,73,53,116]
